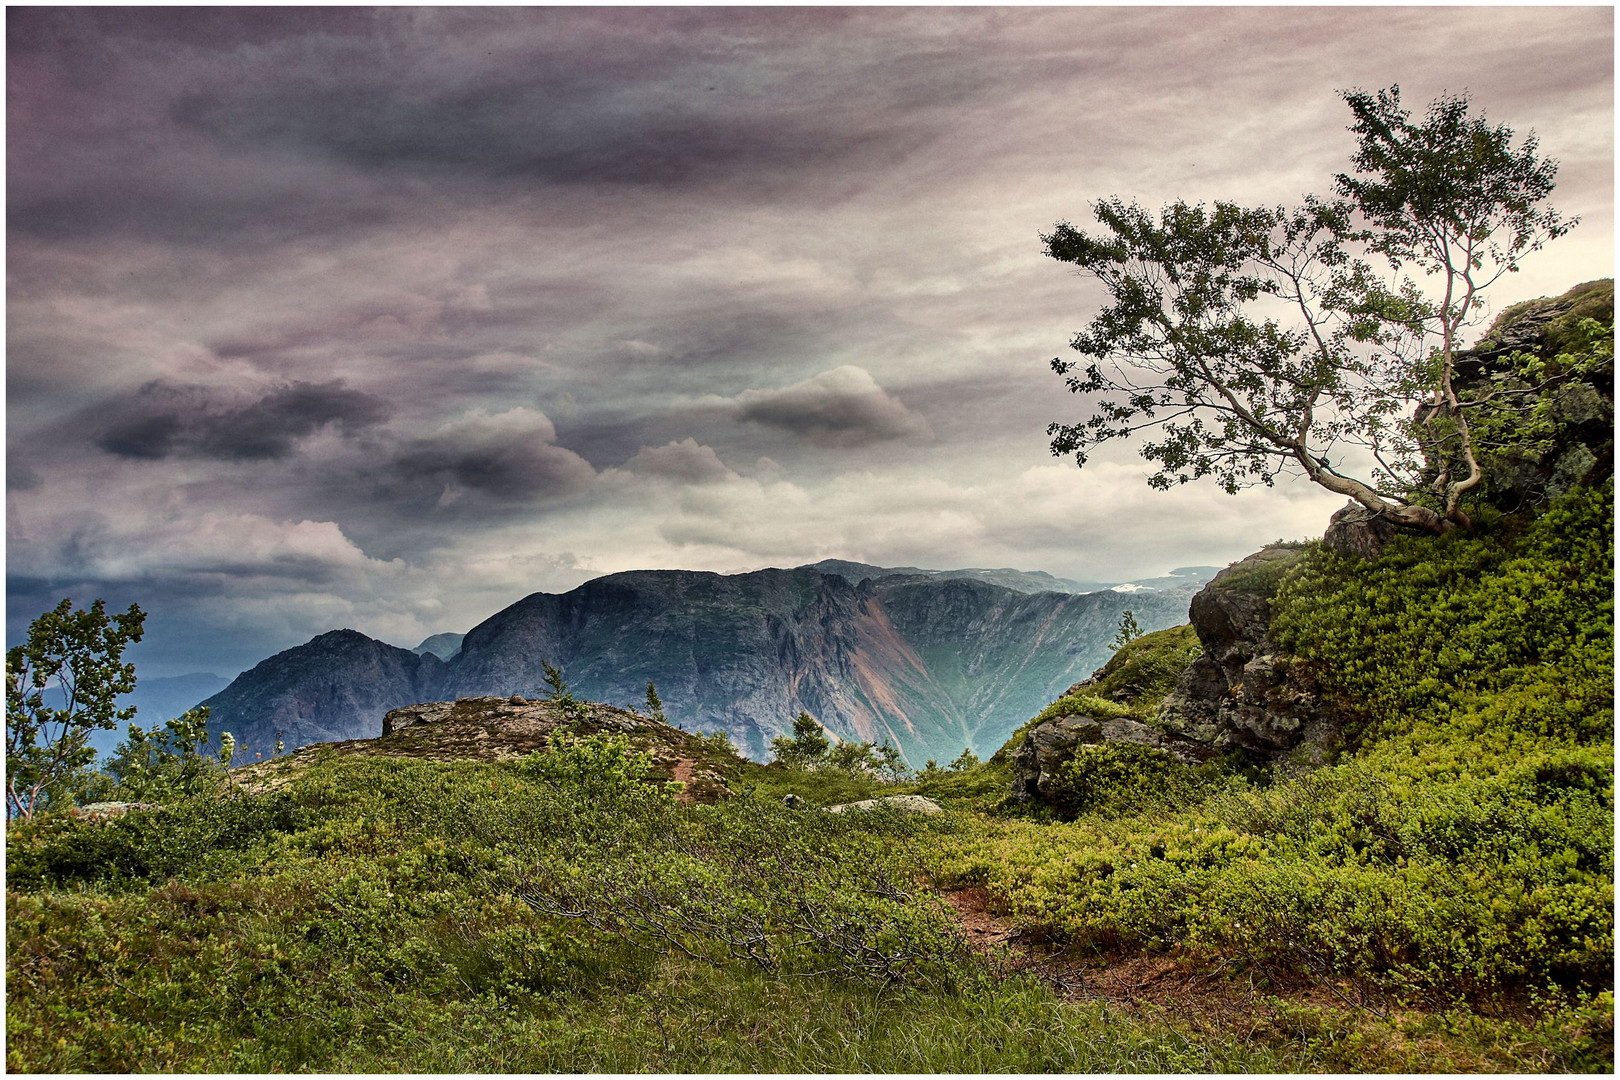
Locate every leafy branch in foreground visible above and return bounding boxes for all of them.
[1045,85,1576,534]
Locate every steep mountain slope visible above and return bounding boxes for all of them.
[203,567,1199,765]
[869,576,1187,753]
[439,568,872,759]
[199,630,444,752]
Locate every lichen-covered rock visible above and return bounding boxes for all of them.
[1323,501,1402,560]
[238,695,735,803]
[1446,279,1613,512]
[1154,545,1339,759]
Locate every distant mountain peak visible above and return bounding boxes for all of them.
[412,632,465,660]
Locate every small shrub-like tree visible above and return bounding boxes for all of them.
[6,598,145,823]
[102,706,224,801]
[827,738,882,776]
[770,711,832,770]
[644,682,667,724]
[873,740,911,783]
[1111,609,1143,650]
[538,661,587,721]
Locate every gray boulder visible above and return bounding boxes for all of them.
[826,794,943,814]
[1323,501,1402,560]
[1155,545,1339,759]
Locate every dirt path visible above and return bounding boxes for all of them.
[670,758,698,804]
[941,886,1366,1018]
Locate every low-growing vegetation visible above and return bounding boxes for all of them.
[0,735,1412,1073]
[932,482,1613,1070]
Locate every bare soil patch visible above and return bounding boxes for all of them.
[669,758,698,804]
[941,886,1377,1020]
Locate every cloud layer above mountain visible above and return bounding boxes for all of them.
[7,7,1612,676]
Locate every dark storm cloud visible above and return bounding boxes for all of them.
[6,7,385,56]
[7,458,42,492]
[169,79,930,191]
[386,410,595,505]
[9,7,992,248]
[704,366,931,447]
[9,182,397,246]
[95,380,391,461]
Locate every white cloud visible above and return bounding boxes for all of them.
[619,438,739,484]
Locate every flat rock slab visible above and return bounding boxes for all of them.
[826,794,943,814]
[71,801,155,818]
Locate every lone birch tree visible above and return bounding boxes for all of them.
[1044,85,1574,533]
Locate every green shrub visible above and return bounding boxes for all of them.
[6,791,308,890]
[1043,742,1201,818]
[523,794,966,988]
[1271,481,1613,746]
[1081,623,1203,713]
[1033,693,1133,724]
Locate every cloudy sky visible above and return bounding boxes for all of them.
[7,7,1613,678]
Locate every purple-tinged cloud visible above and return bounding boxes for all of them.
[622,438,738,485]
[390,408,595,506]
[703,366,931,446]
[94,380,391,460]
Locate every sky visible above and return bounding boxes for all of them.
[7,6,1614,679]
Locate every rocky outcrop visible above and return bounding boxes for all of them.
[238,695,734,802]
[1322,501,1401,560]
[1009,712,1212,803]
[1447,280,1613,514]
[380,695,661,753]
[1154,545,1338,760]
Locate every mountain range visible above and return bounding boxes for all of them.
[196,561,1213,766]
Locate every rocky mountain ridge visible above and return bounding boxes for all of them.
[200,562,1209,766]
[805,558,1219,595]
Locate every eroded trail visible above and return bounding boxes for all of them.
[670,758,698,803]
[942,886,1369,1018]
